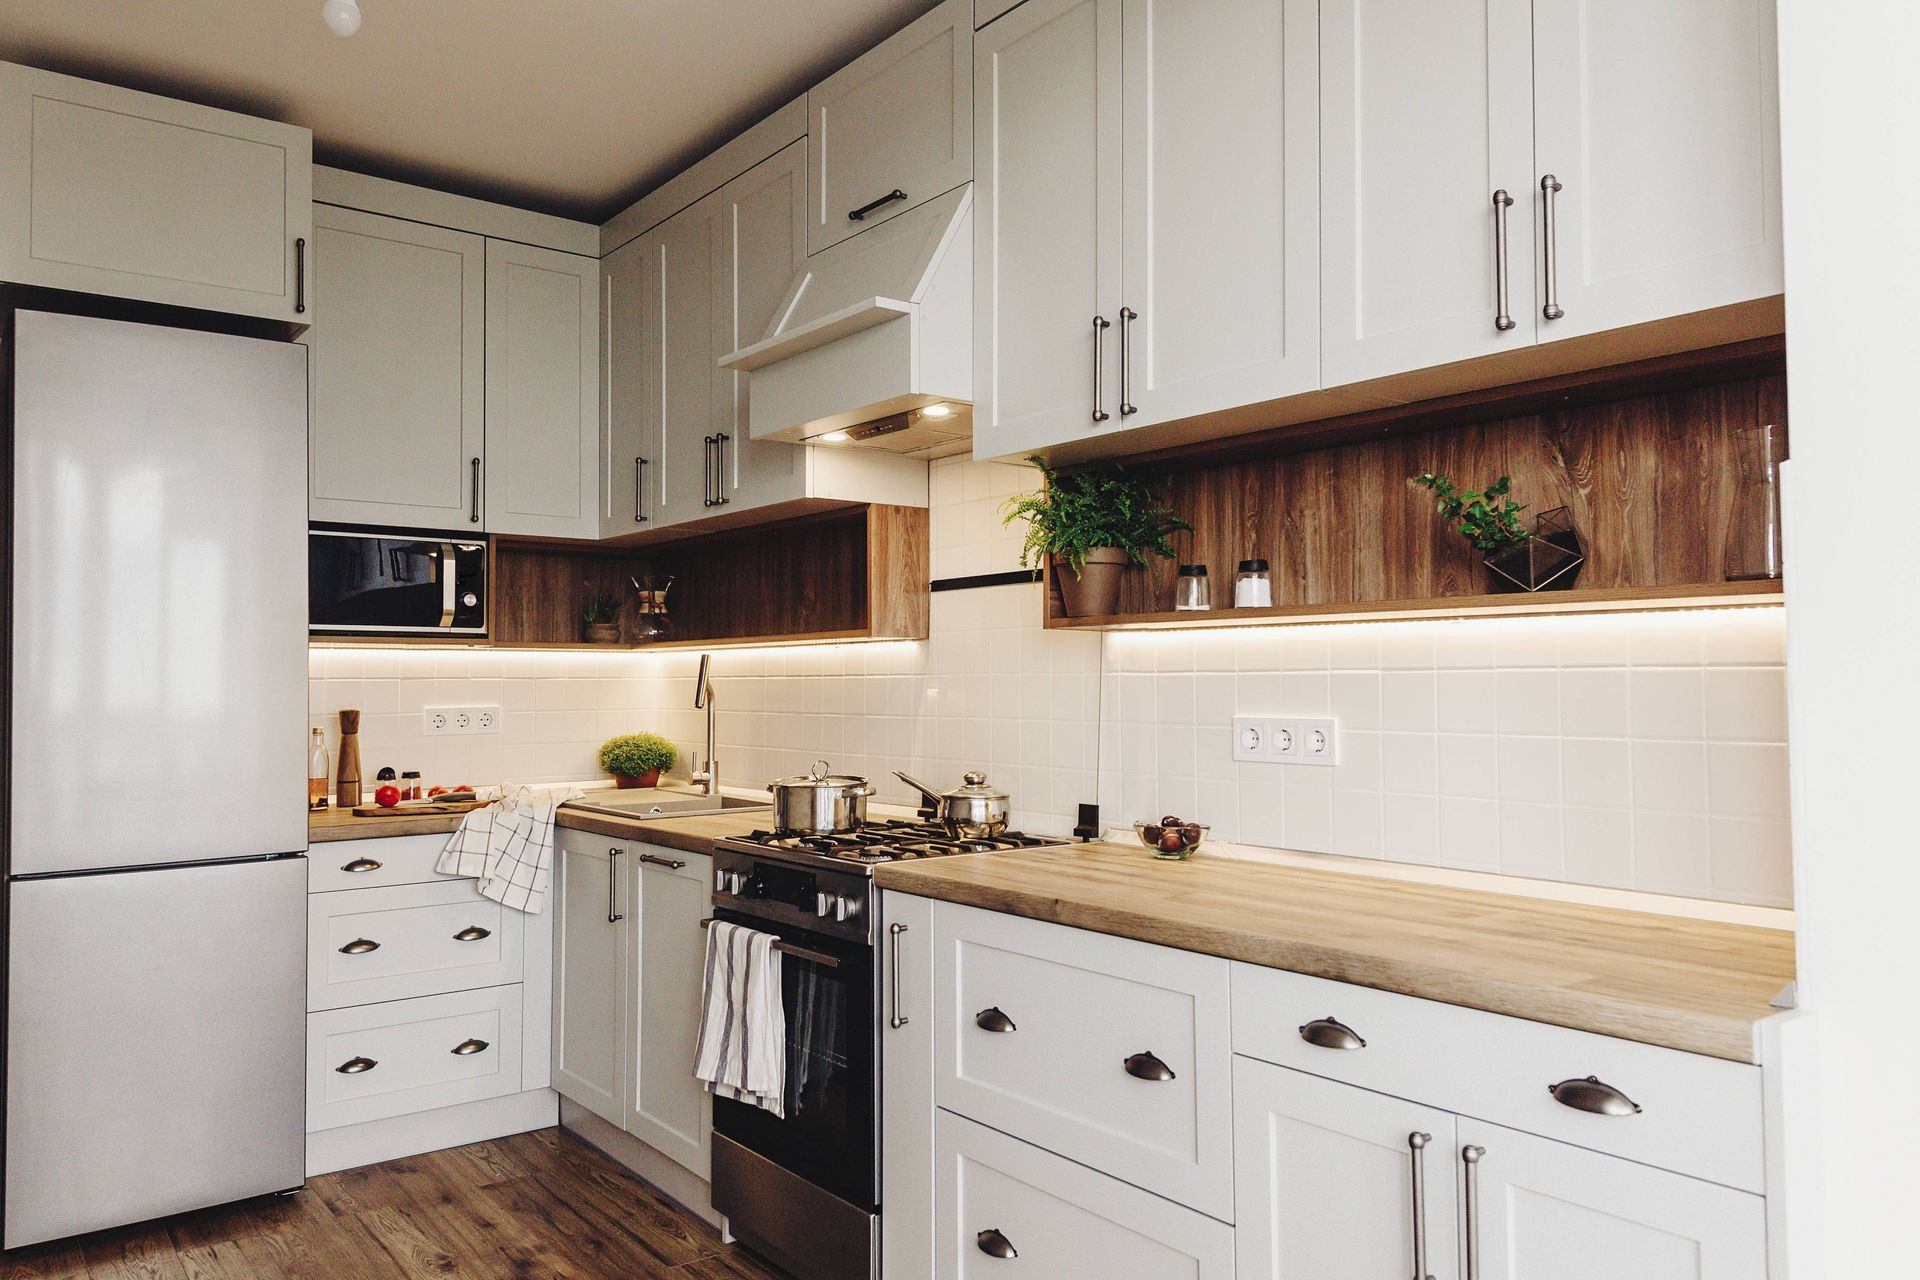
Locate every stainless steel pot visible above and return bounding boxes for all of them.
[895,770,1011,838]
[768,760,875,835]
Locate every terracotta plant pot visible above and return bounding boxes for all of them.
[614,769,663,789]
[1056,547,1130,618]
[583,621,621,644]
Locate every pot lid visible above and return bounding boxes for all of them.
[947,770,1006,800]
[771,758,870,788]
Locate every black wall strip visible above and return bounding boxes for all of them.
[929,570,1040,593]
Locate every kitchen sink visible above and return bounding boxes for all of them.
[564,789,769,820]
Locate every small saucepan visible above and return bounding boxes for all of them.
[895,770,1010,839]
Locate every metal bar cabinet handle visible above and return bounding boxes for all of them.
[635,456,649,522]
[888,923,909,1029]
[1462,1145,1485,1280]
[294,237,307,315]
[469,456,482,523]
[1118,306,1138,417]
[1492,190,1517,332]
[1090,316,1112,423]
[1409,1132,1434,1280]
[607,848,624,923]
[713,433,730,506]
[849,188,908,221]
[1540,174,1564,320]
[637,852,686,870]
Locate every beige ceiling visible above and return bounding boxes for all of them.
[0,0,940,223]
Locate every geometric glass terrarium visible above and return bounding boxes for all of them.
[1483,506,1586,592]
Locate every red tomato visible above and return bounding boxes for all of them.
[374,785,402,808]
[427,786,449,798]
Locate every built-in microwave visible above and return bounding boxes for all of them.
[308,528,487,635]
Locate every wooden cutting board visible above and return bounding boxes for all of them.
[350,799,486,818]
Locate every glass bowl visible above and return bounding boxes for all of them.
[1133,820,1209,860]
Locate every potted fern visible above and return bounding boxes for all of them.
[1413,473,1585,592]
[598,732,677,789]
[1002,456,1192,617]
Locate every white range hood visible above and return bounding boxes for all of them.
[719,184,971,459]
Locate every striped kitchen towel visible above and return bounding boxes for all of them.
[692,921,786,1117]
[436,784,583,915]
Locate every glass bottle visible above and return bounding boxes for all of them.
[1234,559,1273,608]
[401,770,423,801]
[308,728,330,811]
[1724,423,1783,581]
[1174,564,1211,611]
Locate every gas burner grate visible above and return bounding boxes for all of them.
[727,818,1067,862]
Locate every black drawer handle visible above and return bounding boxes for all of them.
[975,1007,1016,1034]
[338,938,380,955]
[1299,1016,1367,1050]
[976,1228,1018,1259]
[335,1056,376,1075]
[1123,1051,1176,1082]
[451,1038,491,1057]
[342,857,382,874]
[849,188,908,221]
[1548,1075,1642,1116]
[453,925,492,942]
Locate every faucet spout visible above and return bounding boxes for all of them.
[691,654,717,797]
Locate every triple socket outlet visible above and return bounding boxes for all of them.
[423,705,501,736]
[1232,716,1339,766]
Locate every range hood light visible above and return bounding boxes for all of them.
[816,431,851,443]
[921,403,953,418]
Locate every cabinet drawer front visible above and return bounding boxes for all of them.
[308,834,462,893]
[307,985,523,1131]
[1230,962,1764,1191]
[308,879,522,1011]
[936,1110,1234,1279]
[933,902,1233,1218]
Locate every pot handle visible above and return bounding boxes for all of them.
[894,770,944,807]
[809,759,830,781]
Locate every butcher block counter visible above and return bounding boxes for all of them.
[874,841,1795,1063]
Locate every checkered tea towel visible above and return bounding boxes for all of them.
[436,785,583,914]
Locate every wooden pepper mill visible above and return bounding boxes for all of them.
[337,709,363,808]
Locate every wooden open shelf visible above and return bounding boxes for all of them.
[1044,344,1789,631]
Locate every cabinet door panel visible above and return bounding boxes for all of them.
[551,835,625,1125]
[307,205,485,528]
[1320,0,1536,386]
[625,848,713,1177]
[716,140,807,509]
[972,0,1123,459]
[1461,1118,1767,1280]
[602,236,651,534]
[653,196,725,528]
[1531,0,1782,340]
[1119,0,1319,427]
[1234,1057,1460,1280]
[484,241,600,538]
[880,891,936,1280]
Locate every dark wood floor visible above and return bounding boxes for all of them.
[0,1128,786,1279]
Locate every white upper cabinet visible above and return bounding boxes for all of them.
[715,140,809,509]
[809,0,972,255]
[640,190,727,530]
[483,240,600,538]
[0,62,312,324]
[1530,0,1782,340]
[1320,0,1537,387]
[972,0,1124,461]
[1117,0,1319,427]
[1460,1118,1768,1280]
[307,205,486,529]
[601,235,651,534]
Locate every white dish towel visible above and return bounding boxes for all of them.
[693,921,787,1117]
[435,784,583,914]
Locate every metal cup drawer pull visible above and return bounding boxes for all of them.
[451,1038,491,1056]
[1299,1016,1367,1050]
[976,1228,1018,1259]
[975,1006,1017,1034]
[1123,1051,1176,1082]
[453,925,493,942]
[341,857,382,874]
[335,1056,377,1074]
[338,938,380,955]
[1548,1075,1643,1115]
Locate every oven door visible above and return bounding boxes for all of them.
[709,908,877,1211]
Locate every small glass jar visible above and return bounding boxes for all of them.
[401,770,423,801]
[1174,564,1211,611]
[1234,559,1273,608]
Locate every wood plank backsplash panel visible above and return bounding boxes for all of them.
[1112,372,1788,616]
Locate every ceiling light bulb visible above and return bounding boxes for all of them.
[322,0,362,37]
[816,431,851,443]
[920,403,952,418]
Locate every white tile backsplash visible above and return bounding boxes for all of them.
[307,458,1794,906]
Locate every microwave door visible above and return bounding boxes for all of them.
[309,534,468,633]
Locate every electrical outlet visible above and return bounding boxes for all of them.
[1233,716,1337,765]
[423,706,502,737]
[1289,718,1339,765]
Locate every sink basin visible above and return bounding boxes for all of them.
[564,789,769,820]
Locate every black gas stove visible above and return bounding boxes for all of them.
[718,817,1069,867]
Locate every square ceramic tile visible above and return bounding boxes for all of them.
[1438,797,1500,871]
[1496,669,1560,735]
[1437,734,1499,800]
[1705,668,1789,742]
[1498,803,1566,879]
[1562,807,1635,889]
[1561,738,1631,809]
[1381,672,1437,732]
[1381,793,1441,864]
[1632,741,1709,813]
[1559,669,1632,738]
[1634,812,1713,898]
[1331,790,1384,857]
[1497,736,1563,803]
[1707,742,1791,818]
[1629,669,1706,740]
[1382,733,1439,794]
[1709,815,1794,906]
[1435,670,1498,735]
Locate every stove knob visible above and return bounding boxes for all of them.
[835,895,858,923]
[815,892,834,918]
[715,867,728,893]
[724,871,746,896]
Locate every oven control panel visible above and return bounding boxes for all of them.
[711,848,872,944]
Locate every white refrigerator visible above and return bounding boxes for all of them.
[3,309,309,1248]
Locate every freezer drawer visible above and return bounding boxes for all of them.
[4,858,307,1249]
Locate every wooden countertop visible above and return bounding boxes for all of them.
[553,808,774,855]
[873,843,1795,1063]
[308,805,469,843]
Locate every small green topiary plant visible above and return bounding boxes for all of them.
[1413,473,1531,552]
[1001,455,1192,579]
[598,732,677,780]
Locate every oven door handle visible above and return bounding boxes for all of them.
[699,918,844,969]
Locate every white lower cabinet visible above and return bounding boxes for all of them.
[935,1110,1235,1279]
[307,877,522,1011]
[308,985,522,1132]
[881,890,936,1280]
[552,834,626,1125]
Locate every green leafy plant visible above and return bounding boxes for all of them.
[598,732,677,778]
[1413,473,1531,553]
[1001,456,1193,578]
[582,585,620,626]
